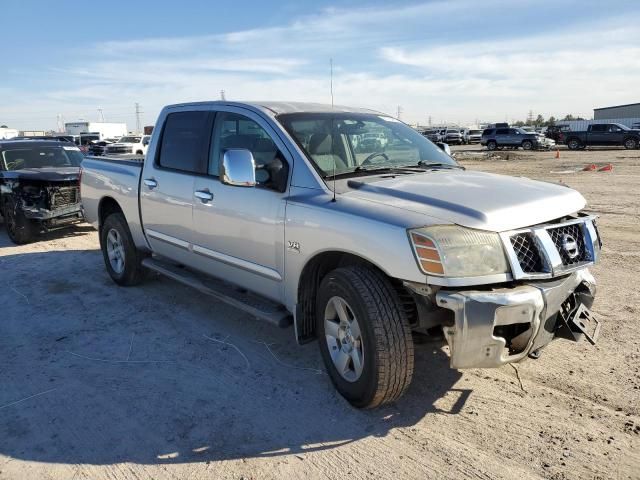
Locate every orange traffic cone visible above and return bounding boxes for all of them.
[555,148,560,159]
[598,164,613,172]
[583,164,597,171]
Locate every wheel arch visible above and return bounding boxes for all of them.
[294,250,416,344]
[97,196,124,241]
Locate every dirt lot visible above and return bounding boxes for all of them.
[0,146,638,480]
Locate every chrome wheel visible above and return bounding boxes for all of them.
[324,296,364,383]
[106,228,126,274]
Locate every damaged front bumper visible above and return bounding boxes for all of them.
[435,268,597,369]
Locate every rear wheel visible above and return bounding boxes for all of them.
[316,265,414,408]
[623,137,638,150]
[100,212,147,286]
[3,199,35,244]
[567,138,582,150]
[487,140,497,151]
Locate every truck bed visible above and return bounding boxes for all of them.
[80,154,148,248]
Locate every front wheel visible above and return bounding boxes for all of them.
[3,199,35,244]
[317,266,414,408]
[522,140,533,150]
[100,212,147,286]
[623,138,638,150]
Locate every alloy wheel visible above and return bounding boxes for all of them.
[324,296,364,382]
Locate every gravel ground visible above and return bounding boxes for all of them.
[0,146,638,480]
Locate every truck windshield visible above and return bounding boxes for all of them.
[278,112,458,177]
[1,146,83,170]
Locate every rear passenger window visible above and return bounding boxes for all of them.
[496,128,509,135]
[158,111,212,173]
[482,129,494,136]
[590,125,607,132]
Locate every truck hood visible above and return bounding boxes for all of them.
[343,170,586,232]
[1,167,80,182]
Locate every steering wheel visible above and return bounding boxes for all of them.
[362,152,390,165]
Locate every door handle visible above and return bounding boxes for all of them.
[143,178,158,189]
[194,190,214,202]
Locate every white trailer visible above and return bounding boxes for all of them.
[65,122,127,139]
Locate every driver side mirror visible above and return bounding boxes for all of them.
[436,142,451,155]
[220,149,256,187]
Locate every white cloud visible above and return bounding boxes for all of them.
[2,2,639,130]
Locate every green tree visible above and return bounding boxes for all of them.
[535,114,545,126]
[546,116,556,126]
[563,114,575,121]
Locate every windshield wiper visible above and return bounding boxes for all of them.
[413,161,465,170]
[323,165,419,179]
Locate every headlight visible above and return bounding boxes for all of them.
[409,225,509,277]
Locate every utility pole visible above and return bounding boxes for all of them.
[135,103,142,134]
[428,115,432,126]
[220,90,226,100]
[98,108,104,122]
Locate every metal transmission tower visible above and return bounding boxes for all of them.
[98,108,105,122]
[220,90,226,100]
[396,105,403,120]
[135,103,142,134]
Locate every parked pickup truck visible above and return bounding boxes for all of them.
[81,101,602,408]
[564,123,640,150]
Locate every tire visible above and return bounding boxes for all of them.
[521,140,533,150]
[135,150,143,155]
[100,212,147,286]
[567,138,582,150]
[316,265,414,408]
[623,137,638,150]
[3,198,35,244]
[487,140,497,151]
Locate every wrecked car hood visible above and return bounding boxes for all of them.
[343,170,586,232]
[1,167,80,182]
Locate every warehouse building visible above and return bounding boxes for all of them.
[593,102,640,120]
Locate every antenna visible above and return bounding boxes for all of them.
[330,58,334,107]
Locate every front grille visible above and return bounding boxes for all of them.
[51,187,79,208]
[510,233,544,273]
[107,146,131,154]
[548,223,590,266]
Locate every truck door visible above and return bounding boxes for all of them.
[191,107,290,302]
[607,124,625,145]
[140,109,214,264]
[587,124,609,145]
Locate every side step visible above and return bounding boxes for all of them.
[141,257,292,328]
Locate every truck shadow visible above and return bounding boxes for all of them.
[0,245,469,466]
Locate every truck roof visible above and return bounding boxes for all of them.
[164,100,382,116]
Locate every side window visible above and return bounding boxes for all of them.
[158,111,212,173]
[608,124,621,132]
[209,112,288,190]
[495,128,509,135]
[590,125,606,133]
[509,128,519,134]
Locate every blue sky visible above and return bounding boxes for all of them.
[1,0,638,130]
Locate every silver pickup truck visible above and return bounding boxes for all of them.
[80,101,601,408]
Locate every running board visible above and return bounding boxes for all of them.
[141,257,292,328]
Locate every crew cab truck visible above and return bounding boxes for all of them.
[81,101,602,408]
[564,123,640,150]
